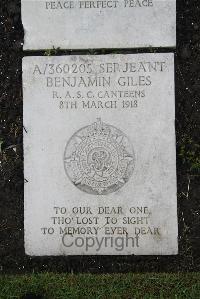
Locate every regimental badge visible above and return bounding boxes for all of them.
[64,118,135,195]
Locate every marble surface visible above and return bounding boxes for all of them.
[22,0,176,49]
[23,53,178,255]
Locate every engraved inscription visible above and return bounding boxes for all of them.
[22,0,176,50]
[64,118,135,194]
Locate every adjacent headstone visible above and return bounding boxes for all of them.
[23,53,178,255]
[22,0,176,50]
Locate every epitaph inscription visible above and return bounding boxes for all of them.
[23,54,178,255]
[22,0,176,49]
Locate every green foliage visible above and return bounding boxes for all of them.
[179,134,200,172]
[44,47,60,56]
[0,273,200,299]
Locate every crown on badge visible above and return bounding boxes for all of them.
[86,118,111,139]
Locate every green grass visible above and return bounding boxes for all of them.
[0,272,199,299]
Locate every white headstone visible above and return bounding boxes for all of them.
[22,0,176,50]
[23,53,178,255]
